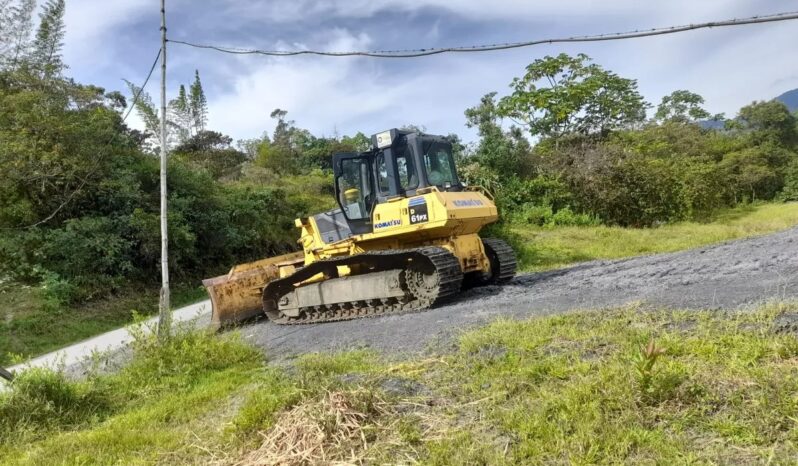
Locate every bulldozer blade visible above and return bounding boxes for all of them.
[202,251,304,330]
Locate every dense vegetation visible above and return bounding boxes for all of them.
[0,1,363,310]
[1,1,798,359]
[464,53,798,230]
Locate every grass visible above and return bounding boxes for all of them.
[426,302,798,464]
[0,283,208,366]
[0,324,267,464]
[509,202,798,271]
[4,302,798,464]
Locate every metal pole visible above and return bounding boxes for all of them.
[158,0,171,339]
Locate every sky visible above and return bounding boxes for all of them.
[59,0,798,144]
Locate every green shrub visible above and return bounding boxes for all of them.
[781,159,798,201]
[40,217,134,297]
[549,206,601,227]
[0,368,113,439]
[39,271,78,309]
[117,325,263,397]
[511,204,553,226]
[510,204,599,228]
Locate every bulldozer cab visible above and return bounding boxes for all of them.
[333,129,461,234]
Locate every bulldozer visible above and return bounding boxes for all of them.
[203,129,516,328]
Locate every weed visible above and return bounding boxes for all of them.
[116,323,263,398]
[634,338,667,398]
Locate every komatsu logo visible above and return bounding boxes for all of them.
[453,199,484,207]
[374,219,401,229]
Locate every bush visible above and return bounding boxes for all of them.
[540,142,689,226]
[779,159,798,201]
[0,368,112,438]
[512,204,553,226]
[511,204,599,228]
[118,325,263,395]
[549,207,601,227]
[39,271,78,309]
[40,217,134,297]
[496,176,572,214]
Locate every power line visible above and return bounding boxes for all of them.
[168,10,798,58]
[123,48,161,122]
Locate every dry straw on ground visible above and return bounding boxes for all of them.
[233,390,393,466]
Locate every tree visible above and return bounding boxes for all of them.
[340,132,370,153]
[655,90,711,123]
[497,53,648,139]
[737,100,798,147]
[270,108,292,147]
[400,124,426,134]
[465,92,530,175]
[31,0,66,78]
[0,0,36,70]
[782,158,798,201]
[168,84,191,143]
[172,130,247,179]
[189,69,208,133]
[719,145,788,202]
[125,80,162,148]
[127,72,212,149]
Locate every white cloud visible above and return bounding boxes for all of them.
[222,0,767,24]
[60,0,798,143]
[62,0,152,62]
[209,29,393,138]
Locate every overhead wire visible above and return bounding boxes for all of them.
[123,48,161,122]
[168,10,798,58]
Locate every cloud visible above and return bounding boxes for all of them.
[221,0,767,24]
[59,0,798,143]
[62,0,152,58]
[209,29,385,138]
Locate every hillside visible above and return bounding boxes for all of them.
[776,87,798,112]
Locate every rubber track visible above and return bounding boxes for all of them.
[482,238,517,283]
[263,247,463,325]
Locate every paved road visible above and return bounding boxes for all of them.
[5,301,212,379]
[5,226,796,381]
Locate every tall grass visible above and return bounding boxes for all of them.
[0,323,264,464]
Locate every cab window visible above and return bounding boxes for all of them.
[376,145,419,194]
[395,143,419,191]
[423,143,457,187]
[337,158,372,221]
[376,154,389,194]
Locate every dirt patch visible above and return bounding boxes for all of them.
[773,313,798,334]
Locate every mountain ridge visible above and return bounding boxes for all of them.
[775,88,798,113]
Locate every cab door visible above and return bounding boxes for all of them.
[332,152,375,235]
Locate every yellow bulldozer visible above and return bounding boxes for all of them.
[203,129,516,328]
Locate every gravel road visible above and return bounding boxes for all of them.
[244,226,798,358]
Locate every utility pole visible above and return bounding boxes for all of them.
[158,0,171,339]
